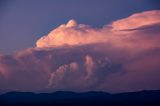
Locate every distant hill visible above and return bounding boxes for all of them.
[0,90,160,106]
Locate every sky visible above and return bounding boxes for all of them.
[0,0,160,93]
[0,0,160,54]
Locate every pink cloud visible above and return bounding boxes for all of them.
[112,10,160,30]
[0,10,160,93]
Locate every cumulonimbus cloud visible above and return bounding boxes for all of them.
[36,10,160,48]
[36,19,107,48]
[0,10,160,93]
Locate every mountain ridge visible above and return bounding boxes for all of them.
[0,90,160,106]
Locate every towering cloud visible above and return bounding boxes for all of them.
[36,19,109,48]
[0,10,160,93]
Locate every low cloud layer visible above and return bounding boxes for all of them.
[0,10,160,93]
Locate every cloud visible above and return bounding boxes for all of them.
[36,10,160,48]
[0,47,116,92]
[0,10,160,93]
[112,10,160,30]
[36,19,109,48]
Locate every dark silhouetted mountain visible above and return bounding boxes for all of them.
[0,90,160,106]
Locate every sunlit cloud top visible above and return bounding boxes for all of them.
[112,10,160,30]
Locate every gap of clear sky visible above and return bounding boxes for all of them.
[0,0,160,54]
